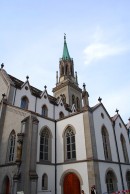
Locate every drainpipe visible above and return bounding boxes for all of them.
[113,121,124,190]
[55,120,57,194]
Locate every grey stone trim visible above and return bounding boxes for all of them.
[36,158,130,166]
[0,101,7,161]
[0,163,16,167]
[83,111,101,194]
[53,79,82,93]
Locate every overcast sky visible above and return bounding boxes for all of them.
[0,0,130,123]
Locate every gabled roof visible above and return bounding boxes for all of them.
[91,102,114,123]
[112,113,128,129]
[111,114,118,121]
[9,74,42,97]
[8,73,72,111]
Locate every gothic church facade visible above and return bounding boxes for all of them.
[0,36,130,194]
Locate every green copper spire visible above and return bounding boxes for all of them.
[62,34,71,60]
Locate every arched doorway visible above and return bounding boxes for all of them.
[63,173,80,194]
[2,176,10,194]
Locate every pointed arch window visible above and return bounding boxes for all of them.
[59,111,64,119]
[21,96,29,109]
[76,97,80,109]
[42,105,48,117]
[1,176,10,194]
[42,173,48,190]
[64,126,76,160]
[40,127,51,162]
[7,130,16,162]
[65,64,69,75]
[72,95,75,105]
[61,65,64,76]
[126,171,130,190]
[102,126,112,160]
[120,134,129,163]
[106,171,118,193]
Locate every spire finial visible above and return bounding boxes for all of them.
[1,63,4,69]
[115,109,119,114]
[44,85,47,90]
[26,75,29,80]
[98,97,102,103]
[83,83,86,91]
[64,33,66,42]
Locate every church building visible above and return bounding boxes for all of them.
[0,35,130,194]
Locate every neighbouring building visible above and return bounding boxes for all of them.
[0,35,130,194]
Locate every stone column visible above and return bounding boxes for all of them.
[29,116,39,194]
[83,111,101,194]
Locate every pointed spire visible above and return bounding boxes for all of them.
[62,34,71,60]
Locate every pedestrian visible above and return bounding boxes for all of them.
[81,190,84,194]
[91,185,97,194]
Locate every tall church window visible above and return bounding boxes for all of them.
[102,126,112,160]
[42,173,48,190]
[65,64,69,75]
[40,127,51,162]
[72,95,75,105]
[61,65,64,76]
[76,97,80,109]
[120,134,129,163]
[106,171,117,194]
[7,130,16,162]
[126,171,130,190]
[21,96,29,109]
[64,126,76,160]
[42,105,48,117]
[59,111,64,119]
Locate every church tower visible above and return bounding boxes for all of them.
[53,35,82,110]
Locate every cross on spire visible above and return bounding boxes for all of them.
[98,97,102,103]
[115,109,119,114]
[83,83,86,91]
[64,33,66,41]
[1,63,4,69]
[26,75,29,80]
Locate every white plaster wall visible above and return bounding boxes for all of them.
[36,93,54,119]
[121,164,130,190]
[14,82,36,111]
[0,105,29,164]
[93,106,118,161]
[57,162,89,194]
[0,72,9,101]
[37,165,55,194]
[56,113,86,163]
[54,103,69,120]
[114,117,130,163]
[99,162,122,193]
[37,117,55,163]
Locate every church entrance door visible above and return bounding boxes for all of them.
[63,173,80,194]
[2,176,10,194]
